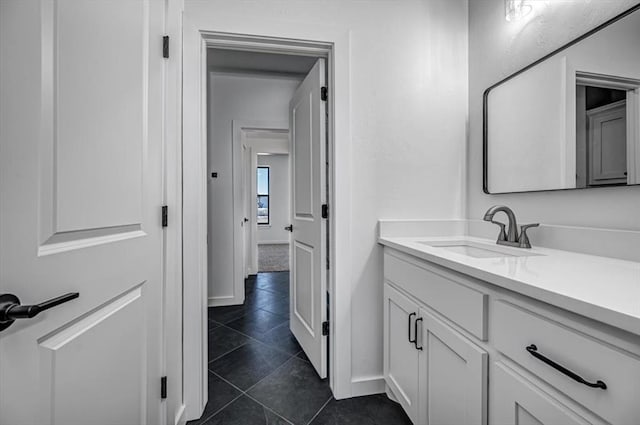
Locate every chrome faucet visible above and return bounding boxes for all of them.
[483,205,539,249]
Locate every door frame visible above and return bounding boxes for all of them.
[576,72,640,185]
[163,1,185,424]
[182,31,353,421]
[207,120,288,307]
[234,122,289,284]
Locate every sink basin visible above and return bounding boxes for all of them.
[417,240,543,258]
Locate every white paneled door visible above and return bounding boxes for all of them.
[0,1,165,424]
[289,59,328,378]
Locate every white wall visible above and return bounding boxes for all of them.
[188,0,469,388]
[257,154,290,244]
[208,73,299,301]
[468,0,640,230]
[487,56,570,192]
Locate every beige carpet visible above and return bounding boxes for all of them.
[258,244,290,272]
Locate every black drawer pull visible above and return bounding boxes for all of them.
[526,344,607,390]
[408,312,416,344]
[414,317,423,350]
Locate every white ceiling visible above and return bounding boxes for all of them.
[207,48,318,77]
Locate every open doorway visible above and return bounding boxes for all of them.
[198,47,333,424]
[235,125,292,278]
[575,72,640,188]
[182,31,354,424]
[256,155,291,273]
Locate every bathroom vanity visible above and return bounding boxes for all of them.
[379,229,640,425]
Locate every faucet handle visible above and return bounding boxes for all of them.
[489,220,507,242]
[519,223,539,249]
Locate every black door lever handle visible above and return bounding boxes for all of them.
[0,292,79,332]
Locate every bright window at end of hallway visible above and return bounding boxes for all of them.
[257,166,270,225]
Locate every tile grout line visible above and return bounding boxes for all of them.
[211,299,288,328]
[204,276,313,424]
[212,320,299,360]
[242,355,328,425]
[293,349,310,361]
[243,392,296,425]
[206,320,313,423]
[208,354,299,397]
[207,339,250,364]
[194,392,243,425]
[242,354,299,394]
[209,370,246,394]
[305,395,333,425]
[208,285,285,325]
[256,306,290,321]
[209,362,300,425]
[248,281,289,298]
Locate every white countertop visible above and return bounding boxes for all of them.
[379,235,640,336]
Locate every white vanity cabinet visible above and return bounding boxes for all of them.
[491,362,594,425]
[383,284,421,423]
[382,246,640,425]
[417,308,487,425]
[384,251,488,425]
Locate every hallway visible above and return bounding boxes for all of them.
[189,272,411,425]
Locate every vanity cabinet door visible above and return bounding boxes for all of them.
[418,309,488,425]
[492,362,595,425]
[383,283,421,423]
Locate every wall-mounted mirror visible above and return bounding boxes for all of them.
[484,4,640,194]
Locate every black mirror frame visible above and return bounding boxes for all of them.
[482,3,640,195]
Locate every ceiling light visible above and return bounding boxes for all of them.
[505,0,533,22]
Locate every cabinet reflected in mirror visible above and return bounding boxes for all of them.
[484,4,640,194]
[577,85,628,188]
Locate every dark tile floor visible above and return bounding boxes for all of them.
[188,271,411,425]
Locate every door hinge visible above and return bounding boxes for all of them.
[321,204,328,219]
[320,86,328,101]
[160,376,167,399]
[162,205,168,227]
[163,36,169,58]
[322,321,330,336]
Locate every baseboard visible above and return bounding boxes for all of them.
[175,404,186,425]
[207,296,243,307]
[350,376,385,397]
[385,384,399,403]
[257,240,290,245]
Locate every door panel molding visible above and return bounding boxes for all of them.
[38,225,145,256]
[39,0,149,245]
[39,285,146,425]
[293,241,315,334]
[292,93,315,219]
[587,100,627,185]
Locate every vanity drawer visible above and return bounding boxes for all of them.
[384,251,487,340]
[493,300,640,424]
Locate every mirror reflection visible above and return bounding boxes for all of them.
[484,5,640,194]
